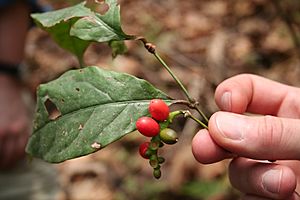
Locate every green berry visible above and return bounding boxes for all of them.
[158,157,165,164]
[149,140,160,150]
[153,168,161,179]
[149,154,159,168]
[159,128,178,144]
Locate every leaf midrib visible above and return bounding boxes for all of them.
[34,99,158,133]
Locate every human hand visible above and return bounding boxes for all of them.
[192,74,300,199]
[0,74,31,169]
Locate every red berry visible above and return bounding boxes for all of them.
[136,116,160,137]
[149,99,170,121]
[139,142,150,159]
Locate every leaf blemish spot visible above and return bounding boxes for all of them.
[91,142,101,149]
[75,87,80,92]
[78,124,84,130]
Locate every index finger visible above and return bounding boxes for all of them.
[215,74,300,118]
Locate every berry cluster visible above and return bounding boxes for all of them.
[136,99,178,179]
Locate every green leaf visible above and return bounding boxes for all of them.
[109,40,128,58]
[31,2,93,63]
[26,66,172,163]
[31,0,135,64]
[70,0,135,42]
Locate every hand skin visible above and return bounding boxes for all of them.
[192,74,300,200]
[0,2,29,65]
[0,1,31,169]
[0,75,31,169]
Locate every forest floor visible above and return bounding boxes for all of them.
[24,0,300,199]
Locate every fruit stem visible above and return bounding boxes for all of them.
[183,110,208,129]
[155,52,210,123]
[171,100,209,123]
[195,105,209,123]
[77,54,85,68]
[137,37,192,102]
[153,52,193,102]
[137,37,209,123]
[168,110,184,123]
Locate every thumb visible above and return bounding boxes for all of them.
[209,111,300,160]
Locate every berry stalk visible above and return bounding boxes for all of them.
[182,110,208,129]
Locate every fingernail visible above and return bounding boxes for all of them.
[262,169,282,194]
[221,92,232,111]
[215,113,245,140]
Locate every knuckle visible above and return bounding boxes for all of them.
[256,115,284,153]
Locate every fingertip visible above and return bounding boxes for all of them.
[278,166,297,198]
[215,74,252,113]
[192,129,233,164]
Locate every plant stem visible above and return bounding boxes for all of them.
[172,100,209,124]
[153,52,193,102]
[154,52,210,122]
[183,110,208,129]
[195,105,209,123]
[78,55,85,68]
[137,37,209,122]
